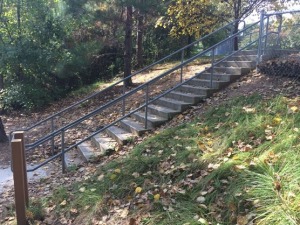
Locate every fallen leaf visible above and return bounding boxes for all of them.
[272,117,282,125]
[154,194,160,201]
[196,196,205,203]
[110,174,117,180]
[237,215,248,225]
[114,168,121,174]
[60,200,67,206]
[289,105,298,113]
[135,187,142,194]
[198,218,208,225]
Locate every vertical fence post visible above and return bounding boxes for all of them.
[276,14,283,48]
[265,15,270,50]
[210,48,215,89]
[180,50,184,83]
[144,84,149,129]
[13,131,29,207]
[257,10,265,67]
[11,138,27,225]
[122,81,126,116]
[51,117,55,155]
[61,129,66,173]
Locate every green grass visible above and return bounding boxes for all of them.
[41,94,300,224]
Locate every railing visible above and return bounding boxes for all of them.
[8,18,259,171]
[10,19,241,149]
[16,20,261,173]
[257,10,300,63]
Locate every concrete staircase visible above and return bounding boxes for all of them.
[64,50,257,168]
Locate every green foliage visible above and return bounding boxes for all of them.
[0,82,56,111]
[26,199,45,222]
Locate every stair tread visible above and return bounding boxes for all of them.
[78,142,101,162]
[181,84,211,89]
[120,118,150,133]
[134,111,167,122]
[64,150,84,168]
[148,104,181,113]
[193,78,228,83]
[158,97,192,105]
[92,133,117,152]
[171,90,206,97]
[106,125,135,144]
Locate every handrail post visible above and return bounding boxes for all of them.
[180,50,184,83]
[122,81,126,116]
[11,136,28,225]
[210,48,215,88]
[257,10,265,67]
[276,14,283,48]
[13,131,29,207]
[61,129,66,173]
[51,117,55,155]
[144,84,149,129]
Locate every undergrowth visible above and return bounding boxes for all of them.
[43,93,300,224]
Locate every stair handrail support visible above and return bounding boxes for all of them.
[12,17,267,173]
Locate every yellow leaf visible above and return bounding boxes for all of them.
[110,174,117,180]
[135,187,142,194]
[197,141,207,151]
[60,200,67,206]
[79,187,86,192]
[272,117,282,125]
[114,168,121,174]
[207,141,213,146]
[290,106,298,113]
[232,155,239,160]
[154,194,160,201]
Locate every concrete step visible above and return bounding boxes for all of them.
[187,78,229,89]
[178,85,214,96]
[218,60,256,69]
[147,104,181,119]
[166,91,205,104]
[133,111,168,128]
[106,126,135,145]
[119,118,150,136]
[206,67,250,75]
[77,141,104,162]
[234,50,257,56]
[153,97,192,111]
[64,150,84,169]
[229,55,257,61]
[200,72,240,82]
[91,133,117,154]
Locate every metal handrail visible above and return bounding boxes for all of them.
[10,18,243,144]
[25,21,260,172]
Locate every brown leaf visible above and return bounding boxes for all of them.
[129,218,137,225]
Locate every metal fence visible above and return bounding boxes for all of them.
[257,10,300,77]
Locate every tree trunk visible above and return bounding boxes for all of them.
[233,0,241,51]
[233,21,239,51]
[0,74,3,90]
[186,35,193,58]
[136,7,144,68]
[124,5,133,87]
[0,117,8,143]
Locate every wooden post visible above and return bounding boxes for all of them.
[11,139,27,225]
[14,131,29,207]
